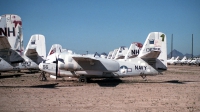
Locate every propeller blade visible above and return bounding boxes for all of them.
[55,55,58,79]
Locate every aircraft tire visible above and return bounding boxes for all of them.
[79,75,87,83]
[41,77,47,81]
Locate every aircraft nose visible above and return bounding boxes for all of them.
[39,63,43,70]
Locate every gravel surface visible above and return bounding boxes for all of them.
[0,65,200,112]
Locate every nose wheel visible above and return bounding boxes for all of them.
[39,71,47,81]
[141,75,147,81]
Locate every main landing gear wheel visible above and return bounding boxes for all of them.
[79,75,87,83]
[39,71,47,81]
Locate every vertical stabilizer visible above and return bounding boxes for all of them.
[175,56,179,60]
[114,46,128,59]
[124,42,143,60]
[0,14,23,52]
[47,44,63,56]
[170,57,174,60]
[181,56,186,61]
[45,44,63,63]
[107,51,113,59]
[25,34,46,64]
[111,49,118,59]
[0,14,24,63]
[139,32,167,70]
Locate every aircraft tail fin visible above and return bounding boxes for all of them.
[111,49,118,59]
[47,44,63,56]
[170,57,174,60]
[107,51,113,59]
[0,14,24,52]
[124,42,143,60]
[25,34,46,64]
[0,14,24,63]
[181,56,186,61]
[114,46,128,59]
[175,56,179,60]
[138,32,167,70]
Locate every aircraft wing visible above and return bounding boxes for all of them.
[140,51,161,59]
[72,56,119,72]
[72,56,98,62]
[0,36,11,50]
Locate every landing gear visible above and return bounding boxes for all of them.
[79,75,87,83]
[39,71,47,81]
[141,75,147,81]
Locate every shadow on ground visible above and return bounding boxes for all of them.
[88,78,123,87]
[0,79,198,89]
[0,74,23,79]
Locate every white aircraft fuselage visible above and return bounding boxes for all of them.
[39,55,160,78]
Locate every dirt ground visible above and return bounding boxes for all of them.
[0,65,200,112]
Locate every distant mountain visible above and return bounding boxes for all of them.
[184,53,192,58]
[168,49,200,59]
[167,49,184,58]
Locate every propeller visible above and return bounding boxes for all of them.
[55,54,59,79]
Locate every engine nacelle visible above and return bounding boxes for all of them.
[59,62,82,71]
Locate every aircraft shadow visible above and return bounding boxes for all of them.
[164,80,198,84]
[22,71,39,74]
[88,79,198,87]
[0,74,23,79]
[0,79,197,89]
[123,79,198,85]
[30,83,59,89]
[0,83,59,89]
[88,78,123,87]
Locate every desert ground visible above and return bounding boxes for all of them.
[0,65,200,112]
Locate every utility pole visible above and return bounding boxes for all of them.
[171,34,173,58]
[192,34,193,59]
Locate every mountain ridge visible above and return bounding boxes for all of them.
[167,49,200,59]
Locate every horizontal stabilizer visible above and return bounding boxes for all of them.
[140,51,161,59]
[25,48,38,56]
[0,36,11,50]
[25,34,46,57]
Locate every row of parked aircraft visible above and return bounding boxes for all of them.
[167,56,200,66]
[0,14,168,83]
[0,14,47,75]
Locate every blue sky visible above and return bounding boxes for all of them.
[1,0,200,55]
